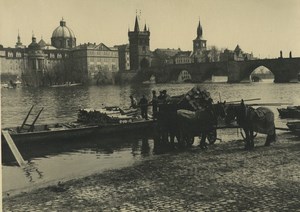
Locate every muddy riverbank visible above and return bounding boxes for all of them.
[3,132,300,211]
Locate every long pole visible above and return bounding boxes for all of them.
[20,105,34,130]
[226,98,261,104]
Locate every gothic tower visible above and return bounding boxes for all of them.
[128,15,151,71]
[192,20,207,62]
[193,20,207,53]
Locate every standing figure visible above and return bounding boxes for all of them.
[139,95,148,120]
[130,95,137,109]
[151,90,158,119]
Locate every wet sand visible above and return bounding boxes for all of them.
[3,133,300,211]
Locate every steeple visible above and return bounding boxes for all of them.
[17,30,21,43]
[134,15,140,32]
[196,20,203,39]
[144,23,147,31]
[15,30,23,48]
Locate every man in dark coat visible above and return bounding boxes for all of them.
[151,90,158,119]
[139,95,148,120]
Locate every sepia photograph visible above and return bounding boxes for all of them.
[1,0,300,210]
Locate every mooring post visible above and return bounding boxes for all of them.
[2,130,26,167]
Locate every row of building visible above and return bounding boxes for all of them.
[0,16,255,86]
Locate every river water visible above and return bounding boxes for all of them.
[1,82,300,195]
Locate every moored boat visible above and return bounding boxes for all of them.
[277,106,300,119]
[2,120,155,144]
[286,121,300,135]
[1,106,155,145]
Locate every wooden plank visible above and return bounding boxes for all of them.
[2,130,26,167]
[275,127,290,131]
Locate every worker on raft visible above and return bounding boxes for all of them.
[129,95,137,109]
[139,95,148,120]
[150,90,158,119]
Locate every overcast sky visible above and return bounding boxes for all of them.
[1,0,299,58]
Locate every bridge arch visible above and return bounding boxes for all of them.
[249,65,274,83]
[177,70,192,83]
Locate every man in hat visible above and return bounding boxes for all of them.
[139,95,148,120]
[150,90,158,119]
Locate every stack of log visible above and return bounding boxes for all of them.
[77,107,138,125]
[178,85,213,110]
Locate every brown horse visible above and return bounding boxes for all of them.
[225,103,276,150]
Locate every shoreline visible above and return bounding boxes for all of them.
[3,133,300,211]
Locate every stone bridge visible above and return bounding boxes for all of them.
[146,57,300,83]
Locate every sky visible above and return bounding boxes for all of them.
[0,0,300,58]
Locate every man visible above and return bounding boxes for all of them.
[151,90,158,119]
[139,95,148,120]
[129,95,137,109]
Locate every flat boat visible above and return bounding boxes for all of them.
[277,106,300,119]
[1,106,155,145]
[2,120,155,144]
[286,121,300,135]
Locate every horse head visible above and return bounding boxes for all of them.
[212,102,227,120]
[224,104,239,125]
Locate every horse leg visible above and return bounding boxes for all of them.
[244,129,250,150]
[199,132,208,150]
[265,135,271,146]
[249,129,255,149]
[169,131,175,149]
[265,125,276,146]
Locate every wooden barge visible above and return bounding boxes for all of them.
[2,120,156,145]
[1,105,155,145]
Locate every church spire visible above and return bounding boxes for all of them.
[134,15,140,32]
[15,29,23,48]
[196,19,203,39]
[144,23,147,31]
[17,29,21,43]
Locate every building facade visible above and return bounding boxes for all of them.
[220,45,254,61]
[0,19,119,86]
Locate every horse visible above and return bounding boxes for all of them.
[176,102,226,149]
[225,103,276,150]
[156,102,225,149]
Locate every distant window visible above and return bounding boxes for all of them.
[8,52,13,57]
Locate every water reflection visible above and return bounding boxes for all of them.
[23,161,44,183]
[141,138,150,156]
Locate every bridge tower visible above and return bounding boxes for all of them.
[192,20,207,62]
[128,15,151,71]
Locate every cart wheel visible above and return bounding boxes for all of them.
[207,130,217,144]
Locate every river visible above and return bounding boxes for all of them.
[1,82,300,195]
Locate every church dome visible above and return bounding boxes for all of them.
[52,19,75,38]
[51,18,76,49]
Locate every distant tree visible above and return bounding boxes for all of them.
[208,46,220,62]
